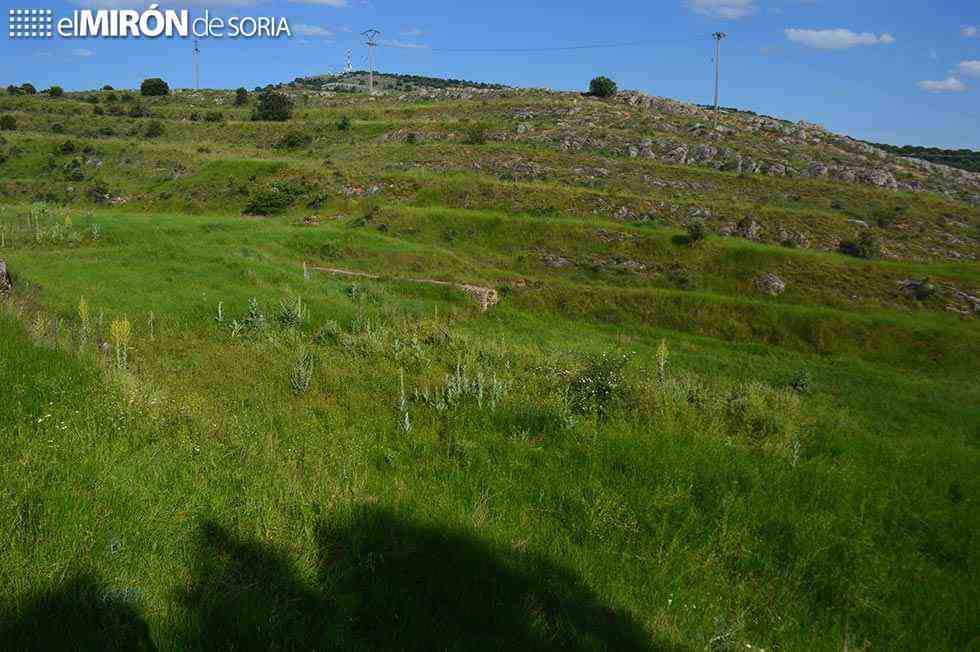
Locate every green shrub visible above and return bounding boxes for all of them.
[20,83,37,95]
[102,85,114,91]
[336,115,351,131]
[93,106,105,116]
[465,124,487,145]
[47,86,64,98]
[243,181,306,215]
[565,350,634,421]
[0,115,16,131]
[589,76,617,98]
[144,121,165,138]
[128,102,149,118]
[204,111,224,123]
[7,85,21,96]
[234,87,249,106]
[839,230,880,259]
[251,89,293,122]
[686,219,706,245]
[50,123,65,134]
[274,131,312,149]
[140,77,169,96]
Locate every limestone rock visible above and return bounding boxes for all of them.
[755,273,786,296]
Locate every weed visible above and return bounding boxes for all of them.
[290,347,318,395]
[110,317,132,369]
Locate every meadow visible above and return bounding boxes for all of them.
[0,82,978,650]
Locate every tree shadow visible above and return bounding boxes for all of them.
[0,573,155,651]
[179,505,684,651]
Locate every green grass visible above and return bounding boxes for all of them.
[1,87,978,650]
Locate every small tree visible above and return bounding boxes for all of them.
[7,85,21,96]
[102,85,114,91]
[336,115,351,131]
[251,89,293,122]
[589,76,617,98]
[47,86,64,98]
[21,83,37,95]
[234,87,249,106]
[0,115,16,131]
[140,77,169,96]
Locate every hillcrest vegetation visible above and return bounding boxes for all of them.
[0,74,977,650]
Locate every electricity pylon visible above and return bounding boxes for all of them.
[712,32,726,110]
[362,29,381,94]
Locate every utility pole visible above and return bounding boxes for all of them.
[193,38,201,90]
[712,32,726,110]
[345,49,353,74]
[362,29,381,94]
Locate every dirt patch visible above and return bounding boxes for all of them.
[309,266,500,312]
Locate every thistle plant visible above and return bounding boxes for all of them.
[31,312,48,340]
[78,296,90,347]
[656,339,670,383]
[290,348,318,396]
[110,317,132,370]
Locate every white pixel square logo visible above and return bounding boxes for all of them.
[8,9,53,39]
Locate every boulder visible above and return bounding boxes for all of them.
[0,260,9,296]
[736,217,764,241]
[755,273,786,296]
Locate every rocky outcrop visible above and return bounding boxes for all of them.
[755,273,786,296]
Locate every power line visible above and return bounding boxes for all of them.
[382,36,712,54]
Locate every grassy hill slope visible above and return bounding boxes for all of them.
[0,83,978,649]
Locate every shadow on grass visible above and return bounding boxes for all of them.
[2,506,684,650]
[179,505,678,650]
[0,574,155,651]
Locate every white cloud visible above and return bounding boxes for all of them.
[963,26,978,38]
[684,0,757,20]
[73,48,95,57]
[917,77,966,93]
[401,27,425,37]
[382,39,429,49]
[784,28,896,50]
[294,24,333,38]
[956,60,980,78]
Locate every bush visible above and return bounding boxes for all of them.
[336,115,351,131]
[565,350,634,421]
[251,89,293,122]
[50,123,65,134]
[204,111,224,123]
[144,121,165,138]
[839,230,880,259]
[589,76,617,98]
[47,86,64,98]
[686,220,706,245]
[102,85,114,91]
[21,83,37,95]
[243,181,306,215]
[0,115,16,131]
[128,102,149,118]
[140,77,169,96]
[274,131,312,149]
[93,106,105,116]
[234,87,249,106]
[7,85,21,96]
[465,124,487,145]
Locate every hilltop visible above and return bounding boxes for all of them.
[0,79,977,649]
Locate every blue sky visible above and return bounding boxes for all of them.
[1,0,978,148]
